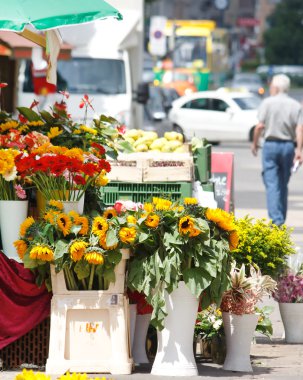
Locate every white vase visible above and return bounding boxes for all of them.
[62,198,84,214]
[0,200,28,261]
[222,312,258,372]
[129,304,137,351]
[151,281,199,376]
[279,303,303,343]
[132,313,151,364]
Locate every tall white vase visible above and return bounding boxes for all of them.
[151,281,199,376]
[0,200,28,261]
[62,198,84,214]
[222,312,258,372]
[132,313,151,364]
[279,303,303,343]
[129,304,137,351]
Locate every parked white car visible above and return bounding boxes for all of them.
[168,90,261,143]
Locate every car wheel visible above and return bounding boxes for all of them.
[249,126,255,142]
[173,124,186,142]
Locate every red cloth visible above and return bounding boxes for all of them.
[128,290,153,315]
[0,251,51,349]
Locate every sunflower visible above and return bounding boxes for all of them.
[74,216,89,236]
[47,127,63,139]
[19,217,35,237]
[48,200,64,211]
[69,240,89,261]
[184,197,198,205]
[154,198,172,211]
[119,227,137,244]
[178,216,197,237]
[229,230,239,251]
[44,211,60,224]
[144,203,154,213]
[92,216,108,238]
[103,208,117,220]
[56,213,72,236]
[205,208,235,231]
[145,214,160,228]
[85,249,104,265]
[13,239,28,260]
[68,210,80,220]
[127,215,137,225]
[29,245,54,261]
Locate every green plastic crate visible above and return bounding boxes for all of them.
[100,182,192,206]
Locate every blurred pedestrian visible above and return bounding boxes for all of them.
[251,74,303,226]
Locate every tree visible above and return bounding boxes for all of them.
[264,0,303,65]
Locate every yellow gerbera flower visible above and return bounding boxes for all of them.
[184,197,198,205]
[47,126,63,139]
[85,251,104,265]
[69,240,88,261]
[14,239,28,260]
[229,230,239,251]
[48,199,64,211]
[80,125,97,135]
[95,171,109,186]
[56,213,72,236]
[119,227,137,244]
[92,216,108,238]
[103,208,117,220]
[75,216,89,236]
[145,213,160,228]
[144,203,154,212]
[27,120,44,127]
[29,245,54,261]
[19,217,35,237]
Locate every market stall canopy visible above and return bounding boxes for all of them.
[0,0,122,84]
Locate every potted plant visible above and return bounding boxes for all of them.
[127,200,237,376]
[273,268,303,343]
[220,264,277,372]
[232,216,296,278]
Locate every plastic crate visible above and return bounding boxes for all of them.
[100,182,193,206]
[193,145,212,183]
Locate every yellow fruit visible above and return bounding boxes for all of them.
[167,140,182,150]
[174,146,186,153]
[142,131,158,141]
[125,137,135,145]
[150,137,168,150]
[161,144,173,152]
[125,129,143,140]
[135,144,148,152]
[175,133,184,142]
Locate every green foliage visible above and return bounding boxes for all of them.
[264,0,303,65]
[232,216,295,278]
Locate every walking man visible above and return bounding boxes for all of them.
[251,74,303,226]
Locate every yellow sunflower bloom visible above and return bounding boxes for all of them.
[68,210,80,220]
[144,203,154,212]
[184,197,198,205]
[85,251,104,265]
[47,127,63,139]
[27,120,44,127]
[48,200,64,211]
[119,227,137,244]
[43,211,60,225]
[103,208,117,220]
[14,239,28,260]
[205,208,235,231]
[30,245,54,261]
[19,217,35,237]
[56,213,72,237]
[229,230,239,251]
[127,215,137,225]
[179,216,196,236]
[155,199,172,211]
[145,213,160,228]
[69,240,88,261]
[92,216,109,238]
[0,120,19,132]
[75,216,89,236]
[80,125,97,135]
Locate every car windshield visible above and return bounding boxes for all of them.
[232,96,261,110]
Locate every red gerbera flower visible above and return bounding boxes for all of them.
[0,83,8,88]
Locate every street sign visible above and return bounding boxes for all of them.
[149,16,167,57]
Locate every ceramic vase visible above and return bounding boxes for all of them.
[222,312,258,372]
[0,200,28,261]
[132,313,151,364]
[151,281,199,376]
[279,303,303,343]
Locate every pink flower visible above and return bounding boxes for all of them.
[114,201,126,214]
[14,184,26,199]
[114,200,140,214]
[117,124,126,135]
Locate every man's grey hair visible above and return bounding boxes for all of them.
[271,74,291,93]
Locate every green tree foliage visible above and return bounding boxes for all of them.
[264,0,303,64]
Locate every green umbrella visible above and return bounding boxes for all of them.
[0,0,122,32]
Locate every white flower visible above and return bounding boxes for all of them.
[3,166,17,181]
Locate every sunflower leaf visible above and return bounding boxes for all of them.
[107,250,122,265]
[54,240,69,259]
[106,229,119,247]
[74,260,90,280]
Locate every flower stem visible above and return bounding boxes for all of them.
[88,264,95,290]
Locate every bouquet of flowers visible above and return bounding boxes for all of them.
[0,148,27,200]
[232,216,295,278]
[127,198,238,329]
[15,200,140,291]
[273,271,303,303]
[15,143,111,202]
